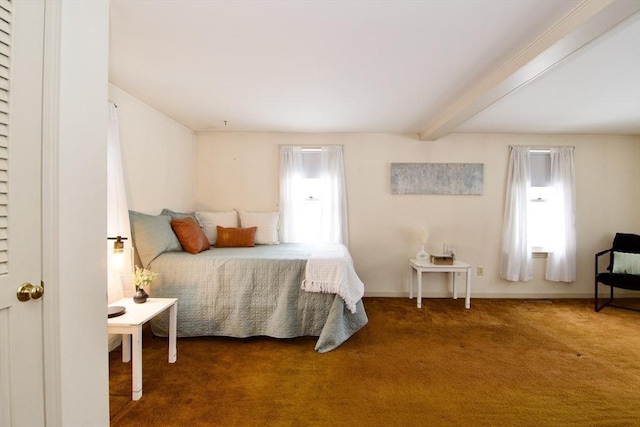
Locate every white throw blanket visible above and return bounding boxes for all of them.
[301,244,364,314]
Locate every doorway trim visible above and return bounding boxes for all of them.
[42,1,62,424]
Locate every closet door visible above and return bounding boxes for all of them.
[0,0,45,425]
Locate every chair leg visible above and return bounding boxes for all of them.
[595,282,613,312]
[595,285,640,312]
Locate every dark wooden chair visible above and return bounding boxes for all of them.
[594,232,640,312]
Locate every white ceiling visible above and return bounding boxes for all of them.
[109,0,640,138]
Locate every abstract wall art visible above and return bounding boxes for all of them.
[390,163,484,195]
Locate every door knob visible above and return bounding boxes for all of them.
[16,282,44,302]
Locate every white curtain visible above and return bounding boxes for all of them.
[319,146,349,244]
[279,146,304,243]
[107,103,131,241]
[279,145,349,245]
[107,102,132,301]
[545,147,576,282]
[499,146,532,281]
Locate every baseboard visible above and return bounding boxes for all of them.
[364,291,639,299]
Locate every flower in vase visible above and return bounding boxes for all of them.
[133,266,159,290]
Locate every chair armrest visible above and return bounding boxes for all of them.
[595,248,612,276]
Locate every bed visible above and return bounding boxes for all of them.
[129,210,368,353]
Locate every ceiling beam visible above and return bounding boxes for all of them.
[418,0,640,141]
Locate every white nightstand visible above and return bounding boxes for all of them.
[408,259,472,309]
[108,297,178,400]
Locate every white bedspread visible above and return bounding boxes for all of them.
[301,244,364,314]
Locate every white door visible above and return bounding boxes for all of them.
[0,0,45,426]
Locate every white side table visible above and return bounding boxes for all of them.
[408,259,472,309]
[108,297,178,400]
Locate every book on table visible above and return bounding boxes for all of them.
[430,255,454,265]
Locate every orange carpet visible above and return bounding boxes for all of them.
[110,297,640,426]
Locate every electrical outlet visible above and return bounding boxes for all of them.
[477,266,484,276]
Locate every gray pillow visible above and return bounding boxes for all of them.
[161,208,198,223]
[129,211,181,267]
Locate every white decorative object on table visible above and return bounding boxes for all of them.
[415,244,429,262]
[443,243,456,258]
[415,227,430,262]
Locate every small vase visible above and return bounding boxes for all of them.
[416,244,429,261]
[133,287,149,304]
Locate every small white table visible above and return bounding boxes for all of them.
[408,259,472,309]
[107,297,178,400]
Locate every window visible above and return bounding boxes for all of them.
[528,150,551,252]
[279,146,349,244]
[299,149,322,242]
[500,146,576,282]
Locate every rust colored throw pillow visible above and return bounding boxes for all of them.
[170,217,210,254]
[215,226,257,247]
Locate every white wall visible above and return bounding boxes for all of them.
[108,84,195,215]
[195,132,640,298]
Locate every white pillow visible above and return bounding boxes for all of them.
[195,210,238,245]
[612,251,640,275]
[238,211,280,245]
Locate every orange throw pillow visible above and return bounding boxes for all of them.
[215,226,256,247]
[170,217,210,254]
